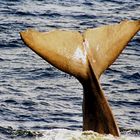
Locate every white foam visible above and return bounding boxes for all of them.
[35,129,140,140]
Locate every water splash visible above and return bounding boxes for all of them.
[0,127,140,139]
[38,129,140,140]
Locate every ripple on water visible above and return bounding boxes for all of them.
[0,0,140,139]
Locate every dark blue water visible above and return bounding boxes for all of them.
[0,0,140,139]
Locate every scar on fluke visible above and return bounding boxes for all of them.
[20,20,140,136]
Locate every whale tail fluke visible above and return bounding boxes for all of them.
[20,20,140,80]
[20,20,140,136]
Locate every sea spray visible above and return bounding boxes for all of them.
[39,129,139,140]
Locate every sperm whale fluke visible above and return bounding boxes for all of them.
[20,20,140,136]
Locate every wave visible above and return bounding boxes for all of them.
[122,72,140,81]
[0,127,139,140]
[0,126,42,139]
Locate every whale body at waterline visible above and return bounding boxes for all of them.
[20,20,140,137]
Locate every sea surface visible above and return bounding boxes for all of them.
[0,0,140,140]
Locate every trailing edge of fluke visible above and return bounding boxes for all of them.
[20,20,140,136]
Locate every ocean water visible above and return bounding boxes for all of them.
[0,0,140,140]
